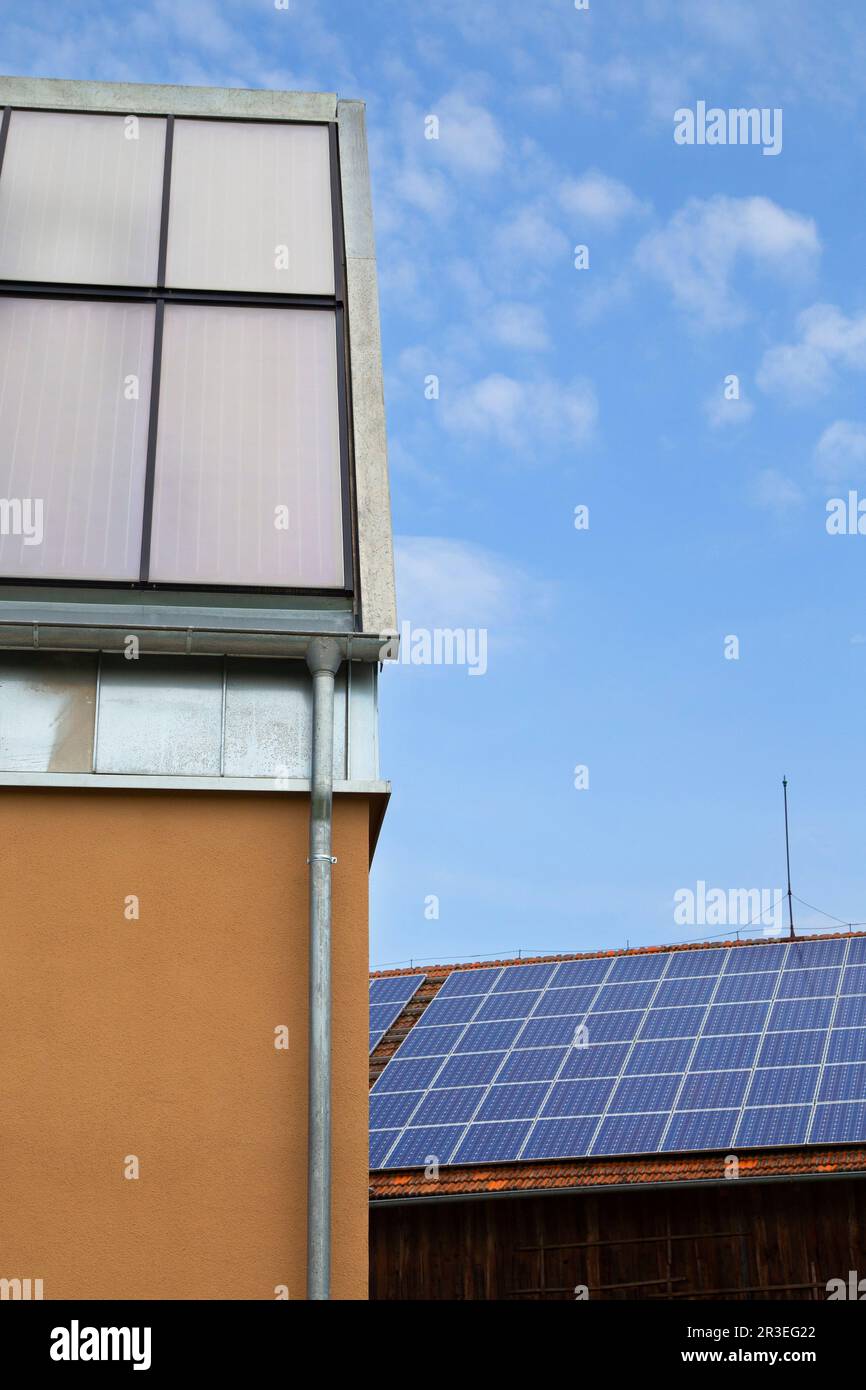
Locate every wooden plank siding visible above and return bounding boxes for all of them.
[370,1177,866,1300]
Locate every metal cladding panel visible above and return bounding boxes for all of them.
[0,110,165,285]
[96,654,224,775]
[0,652,381,783]
[223,658,347,779]
[370,939,866,1170]
[0,652,96,771]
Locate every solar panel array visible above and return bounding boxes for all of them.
[370,938,866,1168]
[369,975,426,1053]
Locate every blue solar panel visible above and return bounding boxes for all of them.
[497,1047,567,1083]
[786,938,847,968]
[475,989,541,1021]
[819,1063,866,1102]
[370,1003,401,1030]
[550,958,610,987]
[677,1069,750,1110]
[452,1121,531,1163]
[523,1116,599,1159]
[746,1066,820,1107]
[757,1030,827,1068]
[475,1082,550,1122]
[665,949,724,978]
[533,986,597,1016]
[370,940,866,1168]
[834,996,866,1029]
[494,962,558,992]
[691,1033,761,1071]
[416,994,481,1027]
[736,1105,811,1146]
[584,1010,645,1043]
[639,1006,704,1040]
[663,1109,739,1151]
[826,1029,866,1063]
[543,1078,617,1116]
[768,997,834,1032]
[368,974,426,1052]
[593,981,657,1011]
[610,1073,681,1112]
[373,1055,443,1093]
[435,967,502,998]
[714,971,779,1004]
[626,1038,695,1074]
[590,1111,668,1154]
[382,1125,464,1168]
[653,975,717,1008]
[704,1002,770,1034]
[841,966,866,994]
[559,1041,630,1079]
[412,1087,485,1125]
[724,943,787,972]
[434,1051,504,1087]
[370,976,425,1005]
[392,1023,462,1058]
[370,1130,400,1166]
[812,1101,866,1143]
[453,1020,523,1053]
[370,1091,424,1129]
[607,954,668,982]
[518,1014,585,1048]
[777,967,841,999]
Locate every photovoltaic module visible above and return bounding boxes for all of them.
[370,938,866,1168]
[369,974,426,1053]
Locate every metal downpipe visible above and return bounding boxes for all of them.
[306,636,341,1300]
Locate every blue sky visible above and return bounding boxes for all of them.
[5,0,866,967]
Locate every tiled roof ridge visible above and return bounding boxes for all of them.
[370,928,866,980]
[368,1146,866,1200]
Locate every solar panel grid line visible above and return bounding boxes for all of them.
[730,945,789,1147]
[374,967,506,1167]
[583,951,677,1158]
[513,955,620,1162]
[656,940,734,1151]
[449,959,595,1166]
[805,936,851,1143]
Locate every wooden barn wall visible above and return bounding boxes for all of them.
[370,1179,866,1300]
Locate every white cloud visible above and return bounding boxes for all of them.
[488,302,550,352]
[814,420,866,481]
[636,195,820,328]
[705,390,755,429]
[443,373,597,452]
[395,536,552,633]
[748,469,804,511]
[559,169,647,227]
[425,91,506,177]
[758,304,866,401]
[521,84,562,110]
[493,203,571,269]
[399,166,454,220]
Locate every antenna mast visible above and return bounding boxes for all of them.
[782,775,795,940]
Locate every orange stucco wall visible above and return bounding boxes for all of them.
[0,789,370,1300]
